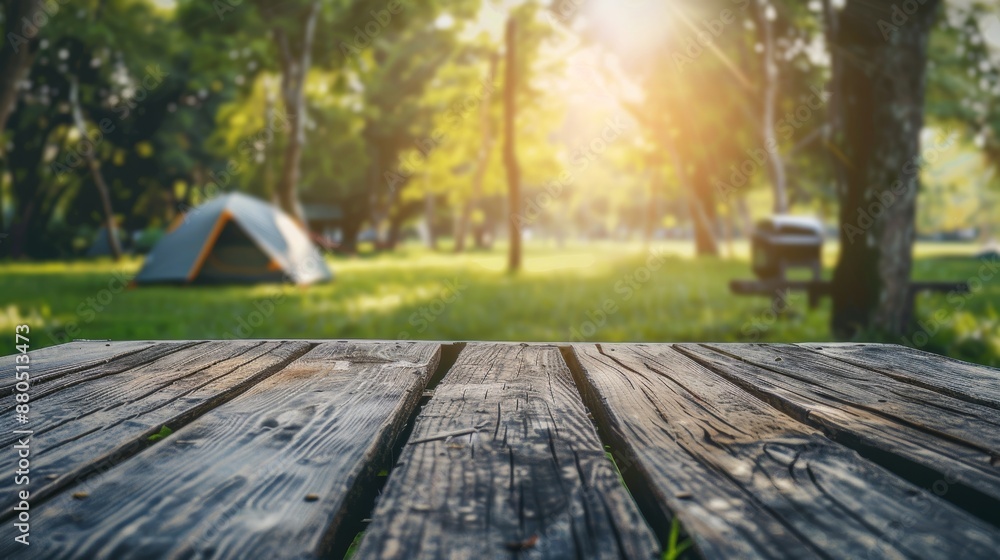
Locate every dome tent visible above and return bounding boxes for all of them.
[135,193,332,285]
[87,226,128,257]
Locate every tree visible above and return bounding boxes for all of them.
[69,73,121,260]
[454,52,497,253]
[756,0,788,214]
[2,0,184,259]
[503,17,522,272]
[0,0,39,135]
[272,0,319,224]
[827,0,941,337]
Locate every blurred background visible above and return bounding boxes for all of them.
[0,0,997,365]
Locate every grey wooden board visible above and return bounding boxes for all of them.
[679,343,1000,519]
[700,343,1000,453]
[0,340,311,510]
[571,343,1000,559]
[801,343,1000,410]
[4,341,440,559]
[355,343,659,560]
[0,340,260,451]
[0,340,189,396]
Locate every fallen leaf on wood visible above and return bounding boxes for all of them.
[505,535,538,551]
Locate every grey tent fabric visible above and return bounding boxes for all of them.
[87,227,127,257]
[135,193,332,285]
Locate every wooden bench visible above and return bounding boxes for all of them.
[3,340,999,558]
[729,279,971,310]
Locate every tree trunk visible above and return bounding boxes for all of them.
[737,195,753,237]
[0,0,38,136]
[644,181,656,245]
[273,0,319,225]
[665,147,717,256]
[688,176,719,257]
[643,161,660,246]
[424,191,437,250]
[69,74,121,261]
[724,200,737,258]
[7,198,34,258]
[1,169,6,234]
[340,218,362,254]
[758,0,788,214]
[829,0,940,337]
[658,112,717,256]
[263,75,277,198]
[455,53,498,253]
[386,215,403,250]
[503,18,522,272]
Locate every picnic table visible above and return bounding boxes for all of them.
[2,339,999,559]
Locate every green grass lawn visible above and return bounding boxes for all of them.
[2,240,997,366]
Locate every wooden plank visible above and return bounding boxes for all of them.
[801,343,1000,410]
[0,340,187,396]
[679,343,1000,522]
[0,340,312,510]
[0,340,263,452]
[701,344,1000,453]
[570,343,1000,559]
[355,343,659,559]
[5,341,441,559]
[0,341,205,408]
[729,279,831,295]
[730,280,969,295]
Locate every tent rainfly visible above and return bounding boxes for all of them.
[87,226,127,257]
[135,193,333,285]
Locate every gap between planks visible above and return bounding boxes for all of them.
[4,341,443,560]
[563,343,1000,559]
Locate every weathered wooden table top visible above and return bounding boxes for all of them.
[3,340,999,559]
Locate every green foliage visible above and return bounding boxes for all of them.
[662,517,693,560]
[2,242,995,366]
[927,2,1000,176]
[603,445,625,488]
[148,425,173,442]
[343,530,365,559]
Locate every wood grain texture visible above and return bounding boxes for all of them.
[0,340,261,451]
[0,340,192,397]
[355,343,659,559]
[679,343,1000,522]
[570,343,1000,559]
[0,340,311,511]
[801,343,1000,410]
[3,341,440,560]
